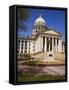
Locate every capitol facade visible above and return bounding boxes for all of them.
[17,15,65,61]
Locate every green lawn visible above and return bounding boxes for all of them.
[17,73,65,82]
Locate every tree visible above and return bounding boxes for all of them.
[18,8,31,32]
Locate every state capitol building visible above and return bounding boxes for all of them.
[17,15,65,61]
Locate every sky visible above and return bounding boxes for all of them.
[18,8,65,41]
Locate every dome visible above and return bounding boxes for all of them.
[34,15,46,26]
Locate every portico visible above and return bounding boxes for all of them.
[41,35,61,53]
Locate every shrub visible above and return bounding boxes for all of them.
[18,53,31,61]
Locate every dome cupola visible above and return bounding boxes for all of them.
[32,15,46,35]
[34,15,46,26]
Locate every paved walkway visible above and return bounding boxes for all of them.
[45,66,65,76]
[18,65,65,76]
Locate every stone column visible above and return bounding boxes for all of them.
[44,37,47,52]
[27,41,29,54]
[19,40,22,54]
[62,44,63,52]
[23,41,25,54]
[58,38,62,52]
[46,37,47,52]
[49,37,50,51]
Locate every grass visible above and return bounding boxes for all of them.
[17,73,65,82]
[21,60,64,66]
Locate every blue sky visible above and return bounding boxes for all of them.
[18,8,65,41]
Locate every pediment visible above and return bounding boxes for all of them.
[44,30,60,36]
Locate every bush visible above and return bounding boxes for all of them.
[22,60,45,65]
[18,53,31,61]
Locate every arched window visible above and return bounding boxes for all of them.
[39,27,40,30]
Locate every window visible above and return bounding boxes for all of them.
[36,30,38,32]
[17,49,19,53]
[49,54,52,57]
[21,50,23,53]
[18,40,20,45]
[25,50,27,53]
[17,40,21,49]
[18,40,20,43]
[29,50,30,53]
[39,27,40,30]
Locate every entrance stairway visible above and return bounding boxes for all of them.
[31,51,65,62]
[54,52,65,61]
